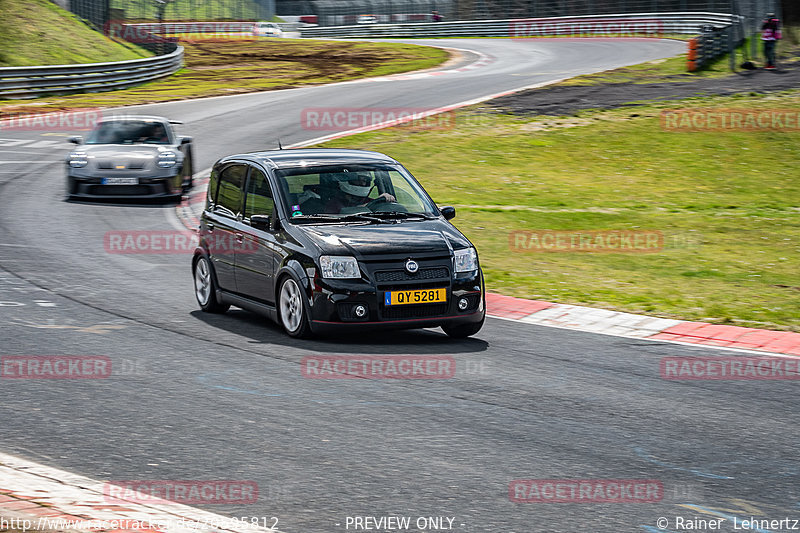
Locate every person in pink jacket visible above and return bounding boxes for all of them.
[761,13,782,70]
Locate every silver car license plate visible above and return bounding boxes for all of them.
[102,177,139,185]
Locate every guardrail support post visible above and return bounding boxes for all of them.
[728,24,736,71]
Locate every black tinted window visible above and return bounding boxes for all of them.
[216,164,246,217]
[86,120,171,145]
[244,167,274,220]
[275,164,436,218]
[207,168,220,210]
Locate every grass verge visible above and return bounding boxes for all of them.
[115,0,269,22]
[0,0,150,66]
[316,88,800,331]
[557,37,800,86]
[0,39,448,116]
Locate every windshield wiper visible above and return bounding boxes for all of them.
[336,213,388,224]
[290,214,340,220]
[366,211,436,220]
[290,213,387,224]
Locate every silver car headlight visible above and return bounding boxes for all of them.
[319,256,360,279]
[453,247,478,273]
[68,151,88,168]
[157,151,177,168]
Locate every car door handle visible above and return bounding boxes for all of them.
[235,232,244,243]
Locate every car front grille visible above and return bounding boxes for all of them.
[87,185,155,196]
[374,267,449,283]
[96,160,147,170]
[364,257,453,321]
[381,303,449,320]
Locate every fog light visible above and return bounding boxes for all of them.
[354,304,367,318]
[458,298,469,311]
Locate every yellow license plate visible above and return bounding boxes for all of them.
[384,288,447,306]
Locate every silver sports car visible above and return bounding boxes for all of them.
[66,115,194,200]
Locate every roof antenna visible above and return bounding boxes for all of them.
[277,139,283,150]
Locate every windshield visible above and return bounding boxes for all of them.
[275,164,438,222]
[85,120,172,145]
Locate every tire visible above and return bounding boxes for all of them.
[182,147,194,192]
[442,316,485,339]
[278,276,311,338]
[181,172,193,193]
[193,256,229,313]
[66,176,78,198]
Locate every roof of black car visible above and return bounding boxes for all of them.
[241,149,399,169]
[97,115,169,123]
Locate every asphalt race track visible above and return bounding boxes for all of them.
[2,38,798,533]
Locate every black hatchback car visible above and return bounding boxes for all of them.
[192,148,485,338]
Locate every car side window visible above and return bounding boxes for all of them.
[215,164,246,218]
[207,168,220,210]
[243,167,274,221]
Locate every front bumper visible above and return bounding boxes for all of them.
[306,258,485,333]
[66,173,183,199]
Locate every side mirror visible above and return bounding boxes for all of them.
[250,214,271,230]
[440,206,456,220]
[68,136,83,144]
[180,136,193,145]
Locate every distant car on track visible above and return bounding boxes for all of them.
[192,148,485,339]
[66,115,194,200]
[356,14,378,24]
[252,21,283,37]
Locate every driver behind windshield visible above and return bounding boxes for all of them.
[143,123,169,143]
[325,172,395,213]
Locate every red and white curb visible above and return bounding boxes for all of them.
[0,453,280,533]
[485,293,800,356]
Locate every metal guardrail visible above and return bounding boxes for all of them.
[0,47,184,100]
[688,25,734,70]
[300,12,736,38]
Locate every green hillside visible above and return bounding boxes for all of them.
[0,0,151,67]
[112,0,271,21]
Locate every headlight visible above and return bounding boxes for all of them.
[319,256,360,279]
[453,247,478,273]
[68,151,88,168]
[157,151,177,168]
